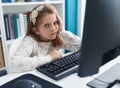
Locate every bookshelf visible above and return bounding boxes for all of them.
[0,0,8,72]
[0,0,65,72]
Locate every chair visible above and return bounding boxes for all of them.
[9,36,24,57]
[8,36,24,73]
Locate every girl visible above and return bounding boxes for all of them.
[8,4,81,73]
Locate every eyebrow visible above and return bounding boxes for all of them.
[44,20,58,25]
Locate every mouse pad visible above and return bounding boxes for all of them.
[0,74,62,88]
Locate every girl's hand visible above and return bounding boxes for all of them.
[49,50,62,61]
[56,13,63,33]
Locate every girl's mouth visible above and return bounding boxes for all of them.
[51,31,57,35]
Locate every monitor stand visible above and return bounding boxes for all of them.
[87,63,120,88]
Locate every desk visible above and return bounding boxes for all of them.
[0,56,120,88]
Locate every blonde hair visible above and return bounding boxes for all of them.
[26,4,62,47]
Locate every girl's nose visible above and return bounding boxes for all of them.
[51,25,56,31]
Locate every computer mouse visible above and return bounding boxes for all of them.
[11,79,42,88]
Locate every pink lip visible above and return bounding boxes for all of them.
[51,32,57,35]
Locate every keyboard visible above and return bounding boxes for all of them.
[36,51,80,80]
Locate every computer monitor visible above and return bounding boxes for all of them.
[78,0,120,77]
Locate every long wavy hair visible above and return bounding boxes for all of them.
[26,4,62,47]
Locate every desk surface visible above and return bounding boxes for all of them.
[1,56,120,88]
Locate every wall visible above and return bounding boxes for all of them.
[65,0,78,35]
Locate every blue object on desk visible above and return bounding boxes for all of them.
[0,74,62,88]
[2,0,10,3]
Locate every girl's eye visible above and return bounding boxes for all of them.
[54,21,58,25]
[44,24,49,28]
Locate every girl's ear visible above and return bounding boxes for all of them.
[32,27,40,35]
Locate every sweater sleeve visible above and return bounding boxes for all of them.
[8,37,52,73]
[60,30,81,52]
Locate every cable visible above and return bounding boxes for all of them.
[107,79,120,88]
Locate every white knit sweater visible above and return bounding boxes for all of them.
[8,30,81,73]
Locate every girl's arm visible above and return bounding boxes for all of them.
[60,30,81,52]
[8,37,52,73]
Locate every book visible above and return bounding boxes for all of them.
[8,14,15,39]
[16,14,21,37]
[19,13,28,36]
[23,13,28,34]
[13,14,19,39]
[4,15,11,40]
[2,0,10,3]
[0,38,5,69]
[19,13,26,36]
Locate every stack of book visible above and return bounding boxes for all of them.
[2,0,44,3]
[4,13,28,40]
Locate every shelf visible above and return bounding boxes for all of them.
[0,67,6,71]
[2,0,63,6]
[0,0,64,70]
[2,1,63,14]
[3,0,63,44]
[6,40,14,46]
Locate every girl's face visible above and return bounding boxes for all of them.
[36,13,59,42]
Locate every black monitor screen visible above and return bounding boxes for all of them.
[78,0,120,77]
